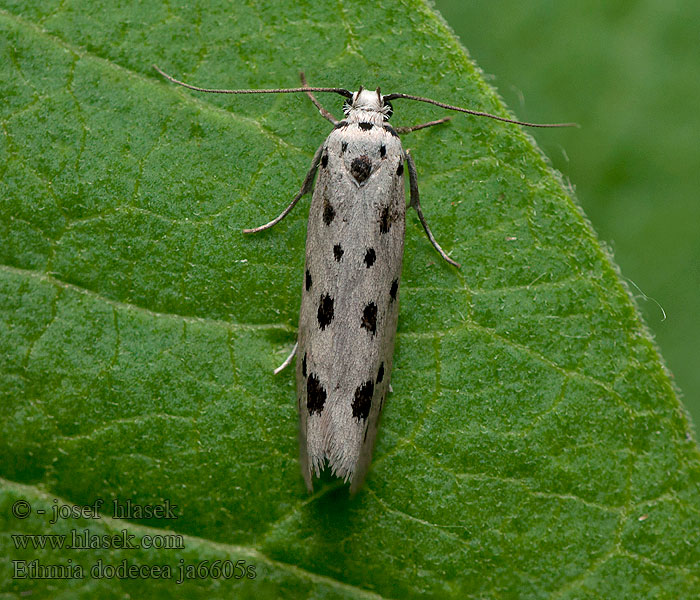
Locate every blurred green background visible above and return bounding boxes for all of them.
[434,0,700,425]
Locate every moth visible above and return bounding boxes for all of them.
[153,66,572,493]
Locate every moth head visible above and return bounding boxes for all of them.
[343,86,393,120]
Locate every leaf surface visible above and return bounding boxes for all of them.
[1,1,699,598]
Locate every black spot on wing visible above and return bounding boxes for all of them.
[364,248,376,268]
[334,244,344,261]
[321,154,329,168]
[341,141,348,154]
[359,122,374,131]
[377,362,384,383]
[396,161,404,176]
[307,373,326,415]
[390,279,398,301]
[361,302,377,334]
[317,294,334,330]
[302,352,307,377]
[351,155,372,184]
[380,144,386,158]
[352,380,374,421]
[384,124,399,137]
[323,195,335,225]
[379,205,392,233]
[305,269,312,291]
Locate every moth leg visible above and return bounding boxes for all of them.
[405,150,461,268]
[243,143,324,233]
[273,341,298,375]
[300,72,339,125]
[396,117,451,134]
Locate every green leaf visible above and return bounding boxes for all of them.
[1,1,699,598]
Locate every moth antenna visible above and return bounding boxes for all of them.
[152,65,353,98]
[382,92,578,128]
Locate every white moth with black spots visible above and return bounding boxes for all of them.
[153,65,574,494]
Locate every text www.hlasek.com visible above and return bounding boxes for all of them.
[12,529,183,550]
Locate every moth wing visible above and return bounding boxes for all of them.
[297,124,405,492]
